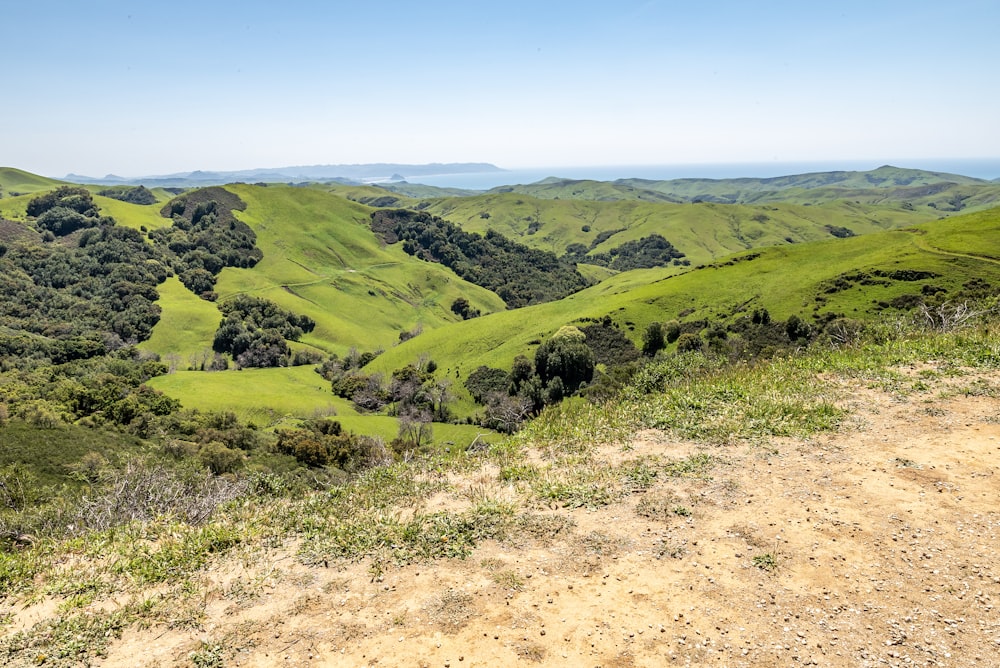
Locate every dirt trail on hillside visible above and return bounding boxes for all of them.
[93,372,1000,666]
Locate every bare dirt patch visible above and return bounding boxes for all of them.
[19,371,1000,666]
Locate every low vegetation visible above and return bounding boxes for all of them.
[2,293,997,663]
[1,165,997,663]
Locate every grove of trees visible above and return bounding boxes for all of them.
[370,209,589,308]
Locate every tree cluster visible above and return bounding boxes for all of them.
[564,234,687,271]
[0,218,167,364]
[97,186,157,205]
[330,356,451,424]
[27,186,105,236]
[370,209,589,308]
[450,297,481,320]
[2,347,179,436]
[212,295,316,368]
[465,326,596,432]
[274,418,389,471]
[150,188,262,299]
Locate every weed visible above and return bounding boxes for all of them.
[662,453,716,478]
[534,477,615,509]
[752,552,779,572]
[189,641,226,668]
[619,458,660,493]
[113,523,242,585]
[635,494,691,522]
[514,513,576,542]
[428,588,475,630]
[653,538,687,559]
[499,462,538,483]
[577,531,621,555]
[490,569,525,591]
[0,607,131,664]
[894,457,921,469]
[480,557,504,571]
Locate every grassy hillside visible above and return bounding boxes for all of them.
[0,167,66,196]
[487,165,993,205]
[140,184,506,434]
[4,168,997,441]
[138,276,222,360]
[370,206,1000,400]
[419,192,938,264]
[210,184,506,355]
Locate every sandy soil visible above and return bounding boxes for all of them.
[53,370,1000,666]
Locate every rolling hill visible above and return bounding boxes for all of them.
[3,165,999,435]
[3,166,999,668]
[478,165,1000,207]
[366,205,1000,391]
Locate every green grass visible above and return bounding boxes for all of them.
[0,167,67,195]
[370,207,1000,410]
[139,276,222,361]
[93,194,173,231]
[0,421,149,488]
[146,365,346,426]
[208,184,506,355]
[419,191,939,265]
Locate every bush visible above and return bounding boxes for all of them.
[534,326,595,395]
[198,442,244,475]
[465,366,510,403]
[642,322,665,357]
[675,332,703,353]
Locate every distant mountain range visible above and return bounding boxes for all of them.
[64,163,503,188]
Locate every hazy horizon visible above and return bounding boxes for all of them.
[4,1,998,177]
[42,158,1000,189]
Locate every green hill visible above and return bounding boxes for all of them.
[479,165,1000,210]
[0,167,67,196]
[417,192,938,265]
[4,167,998,438]
[368,206,1000,402]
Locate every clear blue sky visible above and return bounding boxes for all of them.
[3,1,998,177]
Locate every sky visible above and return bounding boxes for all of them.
[2,0,999,178]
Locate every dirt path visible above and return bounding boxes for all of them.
[87,371,1000,666]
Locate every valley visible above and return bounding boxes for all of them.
[0,163,998,666]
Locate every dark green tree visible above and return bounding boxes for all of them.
[642,322,666,357]
[534,326,595,395]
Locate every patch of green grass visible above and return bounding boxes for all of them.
[490,569,525,591]
[533,476,616,509]
[112,523,243,586]
[662,453,717,478]
[0,606,131,665]
[138,276,222,361]
[188,641,227,668]
[635,494,693,521]
[631,359,844,442]
[752,552,779,572]
[146,365,346,425]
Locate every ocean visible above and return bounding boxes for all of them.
[407,159,1000,190]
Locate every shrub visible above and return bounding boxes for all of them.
[675,332,703,353]
[642,322,665,357]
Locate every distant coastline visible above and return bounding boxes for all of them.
[410,159,1000,190]
[56,159,1000,190]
